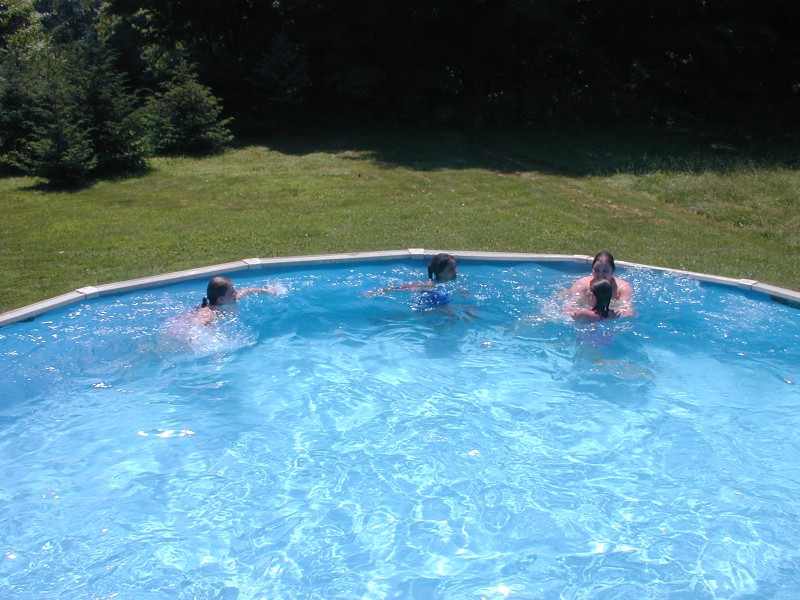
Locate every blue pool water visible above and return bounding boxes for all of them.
[1,259,799,599]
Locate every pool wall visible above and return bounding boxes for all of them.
[2,249,799,327]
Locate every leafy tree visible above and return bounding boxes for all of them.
[1,0,41,49]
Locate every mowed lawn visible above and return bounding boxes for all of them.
[1,127,798,314]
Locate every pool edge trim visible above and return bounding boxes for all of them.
[2,249,799,327]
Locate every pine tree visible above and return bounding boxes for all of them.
[77,42,147,174]
[19,87,98,185]
[0,0,46,168]
[142,60,233,155]
[252,34,311,104]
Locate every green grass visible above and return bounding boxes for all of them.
[1,126,798,314]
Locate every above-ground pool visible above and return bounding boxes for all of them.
[1,252,799,599]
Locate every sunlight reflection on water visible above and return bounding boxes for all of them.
[0,260,799,599]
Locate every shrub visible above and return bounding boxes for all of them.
[77,43,147,175]
[141,62,233,155]
[16,101,98,186]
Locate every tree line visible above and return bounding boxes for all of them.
[2,0,798,186]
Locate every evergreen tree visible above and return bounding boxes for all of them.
[0,0,45,167]
[76,41,147,174]
[5,38,146,184]
[39,0,103,43]
[0,55,38,168]
[141,60,233,154]
[252,34,311,104]
[13,70,98,185]
[3,2,148,184]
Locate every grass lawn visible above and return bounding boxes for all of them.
[1,126,798,314]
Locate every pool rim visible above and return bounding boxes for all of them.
[2,249,799,327]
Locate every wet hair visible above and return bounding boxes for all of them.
[591,278,613,318]
[202,276,234,307]
[427,253,456,280]
[592,251,616,272]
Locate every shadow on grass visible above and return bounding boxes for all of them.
[10,164,155,192]
[4,125,798,189]
[1,146,226,190]
[240,125,800,177]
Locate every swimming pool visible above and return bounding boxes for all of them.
[1,252,799,599]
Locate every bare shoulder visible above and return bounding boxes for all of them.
[194,306,214,325]
[612,277,635,317]
[615,277,633,299]
[569,275,592,293]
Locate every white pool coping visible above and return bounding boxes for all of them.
[2,249,799,327]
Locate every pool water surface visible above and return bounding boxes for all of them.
[1,259,799,599]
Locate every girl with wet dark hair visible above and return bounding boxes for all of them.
[590,278,613,318]
[196,276,280,323]
[201,276,235,308]
[365,253,459,308]
[427,253,458,281]
[570,278,615,321]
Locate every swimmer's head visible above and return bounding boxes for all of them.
[590,278,613,318]
[591,251,616,282]
[203,276,236,307]
[428,253,457,282]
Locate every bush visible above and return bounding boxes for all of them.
[141,63,233,155]
[16,102,98,186]
[78,44,148,175]
[2,39,146,185]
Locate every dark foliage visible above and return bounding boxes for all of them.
[140,61,233,155]
[4,0,798,176]
[77,42,147,174]
[1,0,236,183]
[100,0,800,130]
[14,76,98,186]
